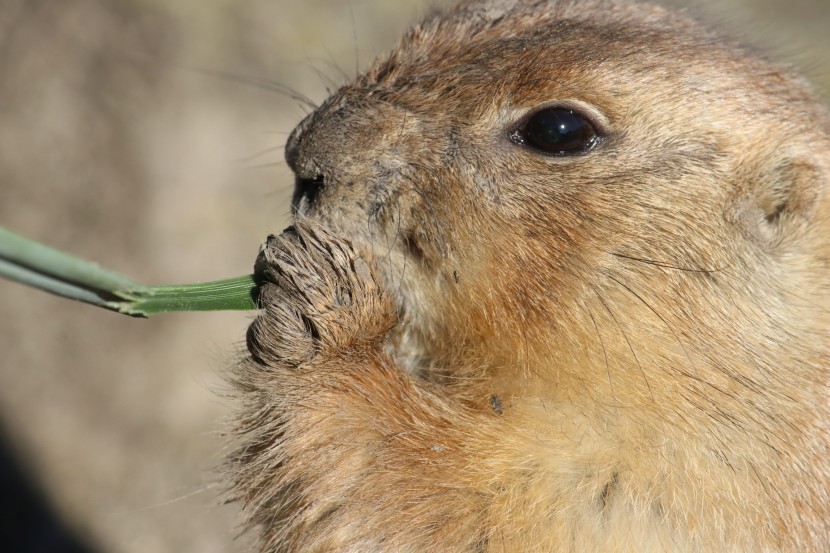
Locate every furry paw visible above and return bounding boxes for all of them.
[246,221,395,368]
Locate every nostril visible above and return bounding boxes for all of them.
[292,175,325,214]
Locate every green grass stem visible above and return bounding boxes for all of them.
[0,226,258,317]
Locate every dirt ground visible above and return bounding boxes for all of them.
[0,1,828,552]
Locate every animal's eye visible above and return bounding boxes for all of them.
[512,107,600,155]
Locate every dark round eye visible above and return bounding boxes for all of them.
[513,107,600,155]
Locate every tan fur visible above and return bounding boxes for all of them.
[229,0,830,551]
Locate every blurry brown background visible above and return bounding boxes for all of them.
[0,1,827,552]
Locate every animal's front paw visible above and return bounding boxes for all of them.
[246,221,395,368]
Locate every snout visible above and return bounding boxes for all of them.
[283,92,418,224]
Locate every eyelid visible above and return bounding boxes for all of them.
[512,99,611,137]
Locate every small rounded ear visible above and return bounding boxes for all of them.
[737,157,824,247]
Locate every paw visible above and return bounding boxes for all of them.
[246,221,395,368]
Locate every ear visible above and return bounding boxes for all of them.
[737,156,825,248]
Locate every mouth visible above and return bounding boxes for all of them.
[293,210,433,375]
[288,176,449,378]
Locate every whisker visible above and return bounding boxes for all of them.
[591,286,655,402]
[303,56,351,83]
[400,175,446,255]
[385,191,404,268]
[611,252,725,275]
[244,161,283,171]
[386,194,415,307]
[307,64,339,96]
[236,145,284,164]
[107,483,220,516]
[349,1,360,77]
[189,66,318,110]
[587,309,617,410]
[604,272,697,375]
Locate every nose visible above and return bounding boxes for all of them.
[285,115,325,215]
[283,92,412,217]
[292,174,325,214]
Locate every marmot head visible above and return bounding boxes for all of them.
[284,0,830,398]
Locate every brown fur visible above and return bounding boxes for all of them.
[229,0,830,551]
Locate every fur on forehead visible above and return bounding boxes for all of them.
[366,0,826,139]
[381,0,753,90]
[430,0,702,39]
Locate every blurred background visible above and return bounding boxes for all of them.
[0,0,827,552]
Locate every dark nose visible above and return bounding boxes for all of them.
[292,174,325,214]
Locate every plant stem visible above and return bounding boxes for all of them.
[0,226,258,317]
[115,276,258,317]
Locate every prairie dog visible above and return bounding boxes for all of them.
[232,0,830,551]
